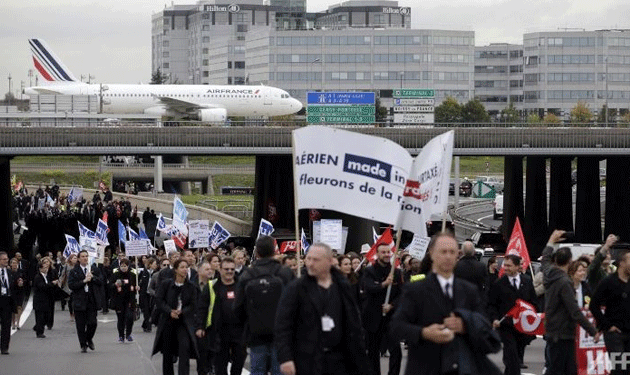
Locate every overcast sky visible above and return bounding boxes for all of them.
[1,0,629,97]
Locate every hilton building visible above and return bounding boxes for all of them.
[151,0,475,108]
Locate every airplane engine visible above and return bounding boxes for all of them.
[198,108,227,122]
[144,106,176,117]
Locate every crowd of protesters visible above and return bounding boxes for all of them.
[3,185,630,375]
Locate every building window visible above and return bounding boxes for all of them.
[202,24,210,31]
[374,14,385,25]
[162,52,169,58]
[202,48,208,54]
[203,71,209,77]
[163,62,169,69]
[163,40,169,47]
[202,13,210,20]
[202,59,209,66]
[237,24,248,32]
[227,61,232,69]
[202,36,210,43]
[235,61,245,69]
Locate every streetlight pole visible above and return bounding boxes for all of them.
[7,74,12,104]
[605,57,609,126]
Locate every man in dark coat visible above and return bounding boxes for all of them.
[68,250,103,353]
[0,251,17,354]
[361,244,404,375]
[488,254,537,375]
[33,259,59,338]
[275,243,370,375]
[391,233,501,375]
[454,241,487,294]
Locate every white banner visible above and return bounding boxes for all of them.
[125,240,152,257]
[163,240,177,255]
[172,197,189,236]
[312,221,348,253]
[395,131,454,237]
[188,220,210,249]
[293,126,412,225]
[79,236,98,257]
[319,219,343,250]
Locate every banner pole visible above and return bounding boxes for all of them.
[383,229,404,315]
[291,131,302,278]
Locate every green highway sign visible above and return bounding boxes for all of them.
[307,106,375,115]
[393,89,435,98]
[307,115,376,123]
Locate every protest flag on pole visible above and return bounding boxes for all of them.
[499,217,531,277]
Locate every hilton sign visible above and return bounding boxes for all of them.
[382,7,411,15]
[204,4,241,13]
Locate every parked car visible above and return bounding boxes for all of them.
[470,231,507,254]
[493,194,504,220]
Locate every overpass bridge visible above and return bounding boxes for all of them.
[2,123,630,258]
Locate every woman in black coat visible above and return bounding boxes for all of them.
[110,258,137,343]
[151,259,199,375]
[9,258,25,330]
[33,259,59,338]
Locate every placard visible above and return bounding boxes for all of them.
[163,240,177,255]
[319,219,343,250]
[188,220,210,249]
[126,240,151,257]
[406,234,431,260]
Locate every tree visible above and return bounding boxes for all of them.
[569,101,593,125]
[434,96,462,123]
[462,98,490,123]
[596,104,616,125]
[526,113,541,124]
[4,92,15,103]
[375,96,388,123]
[543,113,561,124]
[151,68,168,84]
[500,103,520,123]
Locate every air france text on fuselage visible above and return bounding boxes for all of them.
[206,89,256,94]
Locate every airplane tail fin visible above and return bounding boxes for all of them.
[29,39,79,82]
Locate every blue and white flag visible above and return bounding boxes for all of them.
[78,222,95,239]
[372,227,379,244]
[128,227,140,241]
[208,221,231,250]
[257,218,274,239]
[47,194,54,207]
[96,219,109,245]
[301,228,310,254]
[63,234,81,258]
[139,228,150,240]
[67,186,83,204]
[172,197,189,236]
[156,214,168,233]
[118,220,127,244]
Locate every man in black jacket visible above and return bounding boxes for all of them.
[590,245,630,375]
[275,243,370,375]
[0,251,16,354]
[391,232,501,375]
[234,236,294,375]
[488,255,537,375]
[542,230,600,375]
[361,244,404,375]
[68,250,103,353]
[454,241,487,294]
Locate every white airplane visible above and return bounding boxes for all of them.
[24,39,303,121]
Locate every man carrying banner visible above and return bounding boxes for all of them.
[542,230,600,375]
[488,254,537,375]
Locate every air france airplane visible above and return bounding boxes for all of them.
[24,39,303,121]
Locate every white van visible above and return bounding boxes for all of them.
[493,194,503,220]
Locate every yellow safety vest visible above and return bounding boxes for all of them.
[205,279,217,328]
[409,274,426,283]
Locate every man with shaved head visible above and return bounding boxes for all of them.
[275,243,369,375]
[454,240,487,294]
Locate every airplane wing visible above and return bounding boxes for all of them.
[155,95,225,114]
[28,87,66,95]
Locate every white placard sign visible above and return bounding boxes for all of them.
[96,245,106,264]
[188,220,210,249]
[80,236,98,257]
[126,240,151,257]
[319,219,343,250]
[163,240,177,255]
[406,234,431,260]
[312,221,348,252]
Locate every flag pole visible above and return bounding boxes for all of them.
[291,130,302,278]
[383,228,404,315]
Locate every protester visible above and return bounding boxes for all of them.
[587,234,618,291]
[232,248,247,279]
[110,258,137,343]
[590,245,630,375]
[361,244,404,375]
[152,259,199,375]
[234,235,294,375]
[281,254,299,277]
[9,258,25,330]
[542,230,600,375]
[33,258,58,338]
[139,257,157,333]
[195,259,218,375]
[59,253,78,322]
[275,243,370,375]
[454,241,487,294]
[391,232,502,375]
[488,255,537,375]
[213,257,247,375]
[68,250,103,353]
[207,252,221,281]
[568,258,591,309]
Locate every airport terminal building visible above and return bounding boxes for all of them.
[151,0,475,109]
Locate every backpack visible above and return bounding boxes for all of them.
[244,264,285,336]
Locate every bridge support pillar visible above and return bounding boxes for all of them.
[204,176,215,195]
[0,157,14,253]
[524,157,548,259]
[549,157,573,233]
[575,157,602,243]
[253,155,295,238]
[605,157,630,241]
[153,155,163,193]
[503,156,524,242]
[179,156,191,195]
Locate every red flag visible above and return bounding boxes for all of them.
[102,211,109,224]
[280,241,297,254]
[505,298,545,336]
[499,217,531,277]
[365,227,396,265]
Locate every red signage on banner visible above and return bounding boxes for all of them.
[280,241,297,254]
[576,309,609,375]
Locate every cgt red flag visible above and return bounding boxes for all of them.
[364,227,396,265]
[505,298,545,336]
[499,217,531,277]
[279,241,297,254]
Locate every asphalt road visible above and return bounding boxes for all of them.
[2,297,548,375]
